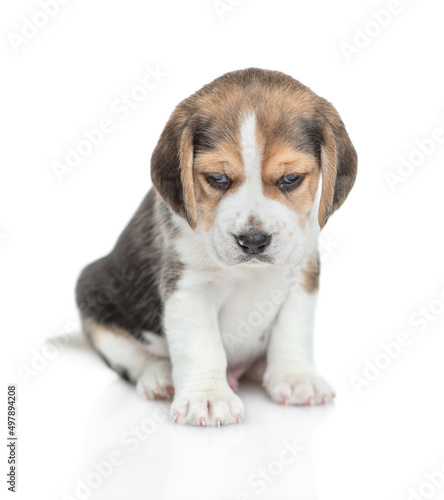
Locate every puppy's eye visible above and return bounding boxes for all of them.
[206,173,231,191]
[278,174,305,191]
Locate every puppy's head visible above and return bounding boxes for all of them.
[151,68,357,267]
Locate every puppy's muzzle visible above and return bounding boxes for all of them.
[235,232,271,254]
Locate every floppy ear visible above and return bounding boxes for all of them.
[317,99,357,229]
[150,110,198,230]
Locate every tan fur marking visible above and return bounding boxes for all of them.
[193,142,245,232]
[180,126,198,229]
[83,317,136,348]
[317,98,357,228]
[301,253,320,294]
[261,143,320,227]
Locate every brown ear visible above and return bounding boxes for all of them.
[150,110,198,230]
[318,99,357,228]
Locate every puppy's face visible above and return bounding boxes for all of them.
[151,69,357,267]
[193,114,321,267]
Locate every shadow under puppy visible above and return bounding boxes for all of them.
[76,68,357,426]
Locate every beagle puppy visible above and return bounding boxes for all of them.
[76,68,357,426]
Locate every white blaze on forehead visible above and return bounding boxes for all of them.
[239,112,263,201]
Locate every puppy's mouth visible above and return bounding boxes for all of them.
[236,254,274,265]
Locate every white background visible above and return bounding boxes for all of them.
[2,0,444,499]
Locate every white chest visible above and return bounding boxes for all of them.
[217,266,289,368]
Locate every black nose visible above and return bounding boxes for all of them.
[235,233,271,254]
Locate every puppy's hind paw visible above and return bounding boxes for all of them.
[136,359,174,401]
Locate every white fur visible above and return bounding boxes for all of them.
[164,276,244,426]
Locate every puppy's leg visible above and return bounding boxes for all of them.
[164,289,244,427]
[83,319,174,400]
[264,260,335,406]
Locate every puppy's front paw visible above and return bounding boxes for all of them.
[170,387,244,426]
[264,369,335,406]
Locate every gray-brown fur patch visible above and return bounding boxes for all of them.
[301,253,321,294]
[76,189,183,341]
